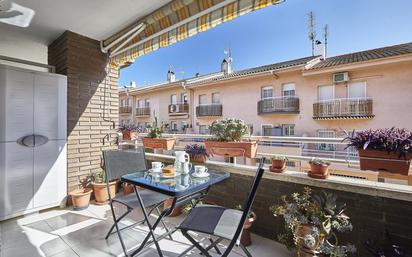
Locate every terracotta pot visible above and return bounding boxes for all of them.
[92,181,117,204]
[191,155,207,163]
[123,183,135,195]
[241,212,256,246]
[163,197,182,217]
[308,163,330,179]
[142,137,175,150]
[122,130,131,140]
[204,140,258,158]
[69,188,93,211]
[358,149,412,175]
[270,159,286,173]
[295,225,321,257]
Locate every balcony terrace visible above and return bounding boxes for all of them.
[196,104,223,117]
[313,98,374,120]
[119,106,132,114]
[135,107,151,117]
[257,96,300,115]
[168,103,189,116]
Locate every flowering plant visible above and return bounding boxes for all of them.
[344,127,412,157]
[184,144,209,159]
[270,187,355,257]
[147,116,163,138]
[118,124,139,132]
[208,118,250,142]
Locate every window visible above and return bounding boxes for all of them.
[212,92,220,104]
[318,129,336,151]
[282,124,295,136]
[261,86,273,99]
[348,82,367,98]
[199,125,209,134]
[127,98,132,106]
[199,94,207,105]
[181,93,188,104]
[170,121,178,131]
[120,99,126,107]
[138,99,145,107]
[282,83,296,97]
[145,99,150,107]
[318,85,335,101]
[171,94,177,104]
[262,125,282,136]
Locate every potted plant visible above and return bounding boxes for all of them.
[91,169,117,205]
[235,204,257,247]
[204,118,257,158]
[344,128,412,175]
[118,124,138,140]
[122,182,135,195]
[271,187,356,257]
[270,155,287,173]
[69,175,93,211]
[185,144,209,163]
[141,117,175,150]
[308,158,331,179]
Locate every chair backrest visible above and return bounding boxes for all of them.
[225,157,266,252]
[102,148,147,183]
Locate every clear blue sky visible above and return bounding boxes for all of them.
[119,0,412,87]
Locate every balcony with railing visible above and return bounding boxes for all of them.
[168,103,189,115]
[135,106,150,117]
[257,96,300,115]
[119,106,132,113]
[196,104,223,117]
[313,98,374,120]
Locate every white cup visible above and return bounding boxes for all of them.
[152,162,164,172]
[194,165,208,175]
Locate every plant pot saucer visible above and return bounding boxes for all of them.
[269,165,286,173]
[308,172,329,179]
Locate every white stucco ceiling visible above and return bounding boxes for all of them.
[0,0,172,44]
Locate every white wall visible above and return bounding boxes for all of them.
[0,26,48,71]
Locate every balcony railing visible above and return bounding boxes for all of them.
[135,107,150,117]
[119,106,132,113]
[313,98,374,119]
[196,104,223,117]
[257,96,300,115]
[168,103,189,115]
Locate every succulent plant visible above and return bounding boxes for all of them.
[309,158,331,166]
[147,116,163,138]
[272,155,288,161]
[208,118,250,142]
[344,127,412,158]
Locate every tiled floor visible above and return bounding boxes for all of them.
[0,202,293,257]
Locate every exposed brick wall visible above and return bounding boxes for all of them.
[48,31,119,192]
[206,173,412,257]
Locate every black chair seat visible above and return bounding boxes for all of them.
[179,205,243,240]
[113,190,168,209]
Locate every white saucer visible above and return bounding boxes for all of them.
[148,168,162,173]
[191,172,210,178]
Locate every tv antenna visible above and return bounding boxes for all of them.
[307,11,317,56]
[323,24,329,58]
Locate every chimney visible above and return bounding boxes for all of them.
[167,67,176,82]
[130,81,137,88]
[314,40,326,59]
[221,57,233,75]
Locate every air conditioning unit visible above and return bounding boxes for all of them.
[333,72,349,83]
[169,104,179,113]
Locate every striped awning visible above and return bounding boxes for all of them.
[104,0,284,68]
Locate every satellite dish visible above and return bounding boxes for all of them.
[0,0,35,28]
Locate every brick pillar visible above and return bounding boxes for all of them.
[48,31,119,193]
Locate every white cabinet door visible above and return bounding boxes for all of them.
[0,67,34,142]
[0,142,34,218]
[34,73,67,140]
[33,140,67,208]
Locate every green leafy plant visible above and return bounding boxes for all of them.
[309,158,331,166]
[235,204,254,219]
[270,187,355,257]
[147,116,163,138]
[208,118,250,142]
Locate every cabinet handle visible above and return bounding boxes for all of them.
[17,135,49,147]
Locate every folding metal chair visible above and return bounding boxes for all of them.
[102,149,170,257]
[177,157,266,257]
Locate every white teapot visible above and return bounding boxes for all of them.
[174,151,190,173]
